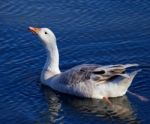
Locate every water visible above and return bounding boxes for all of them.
[0,0,150,124]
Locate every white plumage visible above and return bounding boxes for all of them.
[29,26,140,99]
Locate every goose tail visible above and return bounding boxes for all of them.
[129,69,141,79]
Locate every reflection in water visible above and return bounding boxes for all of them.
[41,86,62,124]
[42,86,140,124]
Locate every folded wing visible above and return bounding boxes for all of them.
[91,64,139,82]
[60,64,139,84]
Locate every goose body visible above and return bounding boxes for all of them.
[29,26,140,99]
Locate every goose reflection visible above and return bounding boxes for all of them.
[43,86,140,124]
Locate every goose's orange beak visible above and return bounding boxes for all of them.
[29,26,41,34]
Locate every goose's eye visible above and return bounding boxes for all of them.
[45,32,48,34]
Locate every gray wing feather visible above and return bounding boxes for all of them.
[59,64,100,84]
[59,64,139,84]
[92,64,139,81]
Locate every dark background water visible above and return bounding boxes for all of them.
[0,0,150,124]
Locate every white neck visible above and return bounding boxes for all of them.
[41,40,60,80]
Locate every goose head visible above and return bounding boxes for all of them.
[29,26,56,47]
[28,26,60,75]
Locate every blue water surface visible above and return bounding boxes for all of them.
[0,0,150,124]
